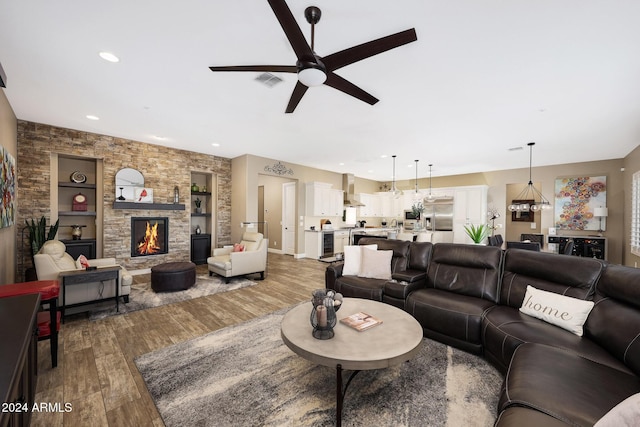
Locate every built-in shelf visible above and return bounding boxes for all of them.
[112,202,186,210]
[191,213,212,217]
[191,191,212,196]
[58,182,97,189]
[58,211,97,216]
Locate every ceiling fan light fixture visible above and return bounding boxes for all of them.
[298,66,326,87]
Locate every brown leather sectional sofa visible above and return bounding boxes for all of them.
[325,238,640,426]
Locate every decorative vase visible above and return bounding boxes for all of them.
[191,183,199,192]
[195,224,201,235]
[71,225,83,240]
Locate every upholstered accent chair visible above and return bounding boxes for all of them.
[207,232,268,282]
[33,240,132,306]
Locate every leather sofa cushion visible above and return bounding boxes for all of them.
[406,288,495,346]
[586,264,640,376]
[427,243,503,302]
[495,407,572,427]
[499,343,640,426]
[500,249,603,308]
[407,241,432,271]
[334,276,385,301]
[483,305,632,374]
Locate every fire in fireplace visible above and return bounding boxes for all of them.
[131,217,169,257]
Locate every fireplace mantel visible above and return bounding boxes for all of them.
[112,202,186,211]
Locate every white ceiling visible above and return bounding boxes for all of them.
[2,0,640,182]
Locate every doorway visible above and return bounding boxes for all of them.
[283,182,296,255]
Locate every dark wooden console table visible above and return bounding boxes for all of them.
[0,294,39,427]
[59,266,120,321]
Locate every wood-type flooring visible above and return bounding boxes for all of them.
[31,253,326,427]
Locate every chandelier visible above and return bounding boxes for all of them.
[507,142,552,213]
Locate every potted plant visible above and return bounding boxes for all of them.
[411,202,425,230]
[194,197,202,214]
[464,223,489,244]
[25,216,59,259]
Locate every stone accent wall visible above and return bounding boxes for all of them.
[17,121,231,277]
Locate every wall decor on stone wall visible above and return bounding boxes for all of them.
[264,161,294,176]
[554,176,606,231]
[0,145,16,228]
[134,187,154,203]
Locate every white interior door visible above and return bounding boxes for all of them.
[283,182,296,255]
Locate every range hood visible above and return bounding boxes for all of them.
[342,174,365,207]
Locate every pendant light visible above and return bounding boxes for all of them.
[412,159,423,202]
[389,155,401,198]
[507,142,552,212]
[424,164,437,203]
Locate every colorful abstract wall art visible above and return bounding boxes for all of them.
[554,176,606,231]
[0,145,16,228]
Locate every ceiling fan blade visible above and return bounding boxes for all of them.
[323,28,417,71]
[267,0,315,61]
[324,73,379,106]
[209,65,297,73]
[285,81,309,113]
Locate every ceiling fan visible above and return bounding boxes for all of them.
[209,0,417,113]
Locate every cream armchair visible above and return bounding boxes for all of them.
[33,240,132,307]
[207,232,267,283]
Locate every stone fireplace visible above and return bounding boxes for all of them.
[131,217,169,257]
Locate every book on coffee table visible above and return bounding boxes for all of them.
[340,312,383,331]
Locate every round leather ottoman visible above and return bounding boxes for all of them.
[151,261,196,292]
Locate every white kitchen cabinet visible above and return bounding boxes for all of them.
[453,185,488,244]
[304,231,321,259]
[358,193,386,217]
[334,230,350,254]
[306,182,344,217]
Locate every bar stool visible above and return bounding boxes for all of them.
[0,280,60,368]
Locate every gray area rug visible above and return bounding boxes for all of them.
[135,307,503,426]
[89,273,255,320]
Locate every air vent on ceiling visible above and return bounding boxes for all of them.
[255,72,283,88]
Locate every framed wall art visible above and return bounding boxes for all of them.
[554,176,606,231]
[0,145,16,228]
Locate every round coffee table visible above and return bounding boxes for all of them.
[281,298,423,426]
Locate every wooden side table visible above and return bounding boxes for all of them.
[59,266,120,321]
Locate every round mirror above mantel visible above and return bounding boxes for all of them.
[115,168,144,202]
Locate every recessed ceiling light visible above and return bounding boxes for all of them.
[86,115,99,120]
[339,162,345,166]
[152,136,167,141]
[380,155,388,158]
[99,52,120,63]
[211,143,220,147]
[368,170,374,173]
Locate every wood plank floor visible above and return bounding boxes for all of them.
[31,254,328,427]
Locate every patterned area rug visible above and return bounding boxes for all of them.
[89,273,256,320]
[135,308,503,427]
